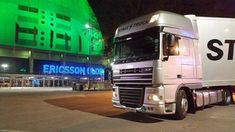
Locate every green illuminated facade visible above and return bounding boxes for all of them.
[0,0,108,88]
[0,0,103,55]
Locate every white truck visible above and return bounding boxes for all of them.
[112,11,235,119]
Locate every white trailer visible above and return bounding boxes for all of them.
[112,11,235,119]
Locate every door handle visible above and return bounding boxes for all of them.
[177,74,182,78]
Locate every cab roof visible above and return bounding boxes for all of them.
[115,11,196,39]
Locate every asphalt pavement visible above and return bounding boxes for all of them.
[0,88,235,132]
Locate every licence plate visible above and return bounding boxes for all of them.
[125,107,136,112]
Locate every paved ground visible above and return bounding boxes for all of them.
[0,88,235,132]
[0,87,72,92]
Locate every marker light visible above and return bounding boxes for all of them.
[126,37,132,40]
[115,29,119,35]
[149,14,159,23]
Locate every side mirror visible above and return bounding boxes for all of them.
[168,34,175,46]
[167,35,180,55]
[163,34,180,61]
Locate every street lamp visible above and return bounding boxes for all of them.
[85,23,91,29]
[85,23,93,90]
[85,23,101,90]
[1,64,9,86]
[1,63,9,72]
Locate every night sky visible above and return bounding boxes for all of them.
[88,0,235,39]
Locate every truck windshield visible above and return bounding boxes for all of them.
[114,27,159,63]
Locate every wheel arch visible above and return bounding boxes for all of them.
[175,84,196,113]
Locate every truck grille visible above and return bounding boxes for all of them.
[119,87,144,108]
[113,67,153,86]
[120,67,152,74]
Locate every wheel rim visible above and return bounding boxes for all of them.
[181,96,188,114]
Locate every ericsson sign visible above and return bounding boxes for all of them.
[43,64,104,76]
[33,60,104,76]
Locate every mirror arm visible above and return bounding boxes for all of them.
[162,55,169,62]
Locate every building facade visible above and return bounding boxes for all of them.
[0,0,105,88]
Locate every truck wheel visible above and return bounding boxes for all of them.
[221,89,231,105]
[174,90,188,120]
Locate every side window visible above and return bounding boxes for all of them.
[163,34,180,56]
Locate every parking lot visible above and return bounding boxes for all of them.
[0,89,235,132]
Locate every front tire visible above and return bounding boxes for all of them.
[174,90,188,120]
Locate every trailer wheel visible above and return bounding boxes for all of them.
[221,89,231,105]
[174,90,188,120]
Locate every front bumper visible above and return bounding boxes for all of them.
[112,99,175,115]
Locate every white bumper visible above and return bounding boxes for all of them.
[112,99,175,115]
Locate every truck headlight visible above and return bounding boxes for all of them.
[148,94,160,101]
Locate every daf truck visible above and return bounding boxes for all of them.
[112,11,235,119]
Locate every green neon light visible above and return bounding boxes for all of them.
[0,0,103,55]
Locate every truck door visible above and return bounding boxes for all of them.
[179,38,195,80]
[162,33,182,103]
[162,33,182,83]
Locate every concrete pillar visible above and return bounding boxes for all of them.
[62,79,64,87]
[43,79,45,87]
[21,79,24,87]
[10,78,12,87]
[29,50,34,74]
[53,79,55,87]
